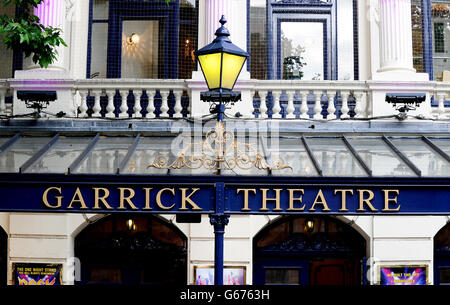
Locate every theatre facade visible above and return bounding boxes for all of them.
[0,0,449,286]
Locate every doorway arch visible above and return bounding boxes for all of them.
[75,214,187,285]
[253,216,366,285]
[0,226,6,286]
[434,222,450,285]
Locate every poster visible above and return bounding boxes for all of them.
[13,263,62,285]
[379,265,427,285]
[194,266,246,285]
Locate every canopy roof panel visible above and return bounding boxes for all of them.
[0,133,448,178]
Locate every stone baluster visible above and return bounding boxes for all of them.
[326,91,336,120]
[436,92,446,118]
[91,90,102,118]
[0,89,6,115]
[340,91,350,119]
[313,91,323,120]
[299,91,309,119]
[78,90,89,118]
[259,90,268,119]
[69,89,78,117]
[105,90,116,118]
[146,90,156,119]
[160,90,170,118]
[272,91,282,118]
[173,90,183,118]
[119,90,129,118]
[133,90,143,118]
[354,92,364,118]
[286,91,296,119]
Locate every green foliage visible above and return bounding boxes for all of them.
[0,0,67,68]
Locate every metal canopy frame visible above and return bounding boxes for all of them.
[68,133,101,174]
[382,135,422,177]
[19,134,60,173]
[0,132,448,178]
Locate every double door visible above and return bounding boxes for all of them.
[255,258,361,285]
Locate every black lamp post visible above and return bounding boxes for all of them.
[195,15,249,122]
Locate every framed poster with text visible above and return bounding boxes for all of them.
[194,265,246,285]
[378,265,428,285]
[12,263,62,285]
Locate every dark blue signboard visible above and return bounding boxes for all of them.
[0,174,449,215]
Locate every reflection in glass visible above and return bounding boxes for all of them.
[124,137,174,175]
[76,137,135,174]
[270,137,317,177]
[281,22,324,80]
[306,137,366,177]
[430,138,450,155]
[28,138,91,173]
[0,137,51,173]
[347,137,416,177]
[390,138,450,177]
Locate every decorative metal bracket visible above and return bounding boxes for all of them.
[148,121,292,172]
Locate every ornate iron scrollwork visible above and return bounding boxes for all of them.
[148,121,292,172]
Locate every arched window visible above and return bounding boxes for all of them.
[253,216,366,285]
[75,214,187,285]
[434,222,450,285]
[0,226,7,286]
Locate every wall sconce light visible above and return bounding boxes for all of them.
[126,219,136,231]
[305,218,315,233]
[127,33,140,45]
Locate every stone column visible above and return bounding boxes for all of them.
[206,0,231,45]
[32,0,67,71]
[377,0,415,73]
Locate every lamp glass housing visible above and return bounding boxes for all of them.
[198,52,247,91]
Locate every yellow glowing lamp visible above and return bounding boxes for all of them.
[195,16,249,92]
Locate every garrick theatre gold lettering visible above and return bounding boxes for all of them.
[42,187,202,211]
[236,188,401,212]
[42,186,401,213]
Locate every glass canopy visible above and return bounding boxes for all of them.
[0,133,448,178]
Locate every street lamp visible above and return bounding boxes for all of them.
[194,15,249,121]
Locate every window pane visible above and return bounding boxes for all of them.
[265,268,299,285]
[93,0,109,20]
[281,22,324,80]
[390,138,450,177]
[90,23,108,78]
[0,137,51,173]
[121,20,160,79]
[337,0,354,80]
[75,137,135,174]
[347,137,416,176]
[428,138,450,154]
[249,0,268,80]
[411,0,424,73]
[306,137,366,177]
[270,137,319,177]
[28,138,92,173]
[431,2,450,80]
[179,0,198,79]
[124,137,174,175]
